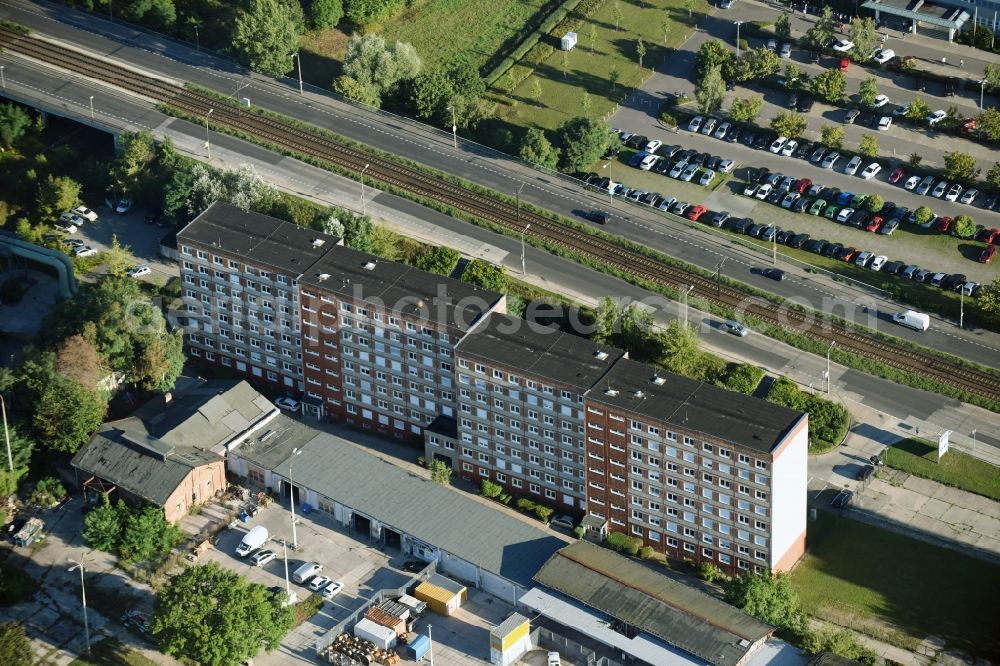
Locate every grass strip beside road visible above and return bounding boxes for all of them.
[883,438,1000,501]
[163,88,1000,413]
[791,511,1000,660]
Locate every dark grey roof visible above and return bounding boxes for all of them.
[456,314,625,391]
[586,358,804,454]
[425,415,457,439]
[300,246,503,331]
[271,431,565,588]
[177,202,339,275]
[533,541,773,666]
[229,414,319,471]
[71,379,275,505]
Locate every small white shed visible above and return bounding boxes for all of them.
[354,618,397,650]
[561,32,577,51]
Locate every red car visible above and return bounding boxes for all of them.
[888,167,904,184]
[981,245,997,264]
[865,216,883,232]
[936,216,953,233]
[841,247,858,262]
[687,205,708,221]
[839,57,849,72]
[976,227,1000,244]
[794,178,813,194]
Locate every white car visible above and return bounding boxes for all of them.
[831,39,854,52]
[274,396,301,412]
[680,163,699,182]
[944,183,963,202]
[769,136,788,154]
[669,161,687,178]
[54,222,78,234]
[779,42,792,58]
[115,198,132,214]
[931,180,949,198]
[836,207,855,222]
[323,581,344,599]
[309,575,332,592]
[873,48,895,64]
[877,116,892,131]
[780,139,798,157]
[926,110,947,125]
[657,196,677,211]
[821,152,840,169]
[59,211,86,227]
[688,116,704,132]
[869,255,888,271]
[73,205,99,222]
[717,159,735,173]
[903,175,920,190]
[550,514,575,530]
[960,188,979,205]
[73,245,97,258]
[672,201,690,215]
[714,122,731,139]
[743,182,760,196]
[844,155,862,175]
[644,139,663,153]
[871,94,890,108]
[780,192,800,209]
[854,251,873,267]
[860,163,882,180]
[698,169,716,186]
[916,175,935,195]
[128,264,152,278]
[251,550,276,567]
[755,184,772,200]
[638,154,659,171]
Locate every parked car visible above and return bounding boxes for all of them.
[887,167,904,184]
[127,264,152,278]
[779,42,792,58]
[769,136,788,153]
[780,139,798,157]
[550,514,575,530]
[916,175,935,195]
[54,221,78,234]
[926,110,947,125]
[274,396,301,412]
[831,38,854,52]
[252,550,276,567]
[322,581,345,599]
[944,183,963,202]
[723,319,749,336]
[873,48,895,64]
[860,163,882,180]
[115,198,132,214]
[981,245,997,264]
[877,116,892,131]
[869,255,888,271]
[878,219,899,235]
[844,155,862,175]
[714,122,731,139]
[701,118,718,135]
[903,175,920,190]
[796,95,814,113]
[687,205,708,221]
[698,170,716,186]
[843,108,860,125]
[871,94,890,108]
[821,152,841,169]
[931,180,949,198]
[960,188,979,205]
[644,139,663,153]
[810,146,827,162]
[73,205,99,222]
[309,575,333,592]
[73,245,97,258]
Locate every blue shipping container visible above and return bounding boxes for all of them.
[407,634,430,660]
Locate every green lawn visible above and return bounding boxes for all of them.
[381,0,556,70]
[883,438,1000,501]
[497,0,711,132]
[791,511,1000,660]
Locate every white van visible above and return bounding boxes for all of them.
[292,562,323,584]
[892,310,929,332]
[235,525,268,557]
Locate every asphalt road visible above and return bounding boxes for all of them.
[0,0,998,373]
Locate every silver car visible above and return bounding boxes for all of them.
[821,152,841,169]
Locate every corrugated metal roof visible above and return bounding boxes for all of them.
[271,431,566,588]
[492,613,529,638]
[533,541,773,666]
[415,581,458,605]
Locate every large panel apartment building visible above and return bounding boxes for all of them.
[177,204,806,573]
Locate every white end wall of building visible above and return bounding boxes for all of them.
[769,415,808,570]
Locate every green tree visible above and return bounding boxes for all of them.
[447,56,485,100]
[415,246,461,276]
[987,162,1000,188]
[519,128,560,169]
[529,78,543,106]
[636,39,646,69]
[858,134,879,158]
[608,65,620,92]
[976,107,1000,141]
[152,562,295,666]
[729,96,763,123]
[943,151,981,181]
[864,193,884,212]
[480,479,503,498]
[582,90,592,117]
[820,124,843,149]
[83,501,127,553]
[119,506,182,562]
[135,330,186,393]
[850,16,878,63]
[35,174,81,221]
[110,130,158,199]
[953,215,976,238]
[612,1,623,31]
[342,213,374,252]
[332,75,380,106]
[32,374,106,453]
[428,459,451,485]
[803,6,836,51]
[908,152,922,167]
[409,69,453,120]
[104,234,135,279]
[654,322,710,379]
[984,63,1000,91]
[725,571,806,634]
[695,39,734,80]
[231,0,299,76]
[30,477,66,507]
[904,96,932,122]
[337,34,422,107]
[695,65,726,115]
[683,0,695,17]
[127,0,176,32]
[0,102,32,149]
[775,13,792,40]
[977,277,1000,319]
[770,112,807,139]
[744,47,780,79]
[556,116,613,172]
[461,259,508,293]
[783,63,802,89]
[310,0,344,29]
[810,68,846,103]
[0,621,32,666]
[914,206,934,225]
[858,76,879,108]
[803,628,878,665]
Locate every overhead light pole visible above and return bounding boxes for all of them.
[735,21,744,58]
[193,23,200,51]
[292,53,304,95]
[826,341,836,394]
[959,286,964,329]
[67,559,91,654]
[1,65,6,90]
[428,624,434,666]
[1,395,12,471]
[89,96,95,121]
[980,79,987,109]
[681,284,694,328]
[205,108,213,160]
[715,257,727,298]
[521,223,531,276]
[446,105,457,149]
[288,447,302,550]
[360,163,371,217]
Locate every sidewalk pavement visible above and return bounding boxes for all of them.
[809,617,929,666]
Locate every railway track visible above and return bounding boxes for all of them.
[2,26,998,405]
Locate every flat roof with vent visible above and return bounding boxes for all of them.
[587,358,803,454]
[456,314,625,392]
[300,246,504,331]
[177,202,340,275]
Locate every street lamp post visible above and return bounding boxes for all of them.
[602,161,613,203]
[681,285,694,328]
[67,559,90,654]
[446,105,457,149]
[521,224,531,275]
[193,23,200,51]
[288,447,302,550]
[292,53,304,95]
[89,96,95,121]
[772,225,777,265]
[205,108,213,160]
[735,21,744,58]
[971,429,977,451]
[428,624,434,666]
[980,79,987,109]
[360,163,370,217]
[959,287,964,329]
[1,65,5,91]
[826,341,836,394]
[1,395,12,471]
[516,182,527,273]
[715,257,727,298]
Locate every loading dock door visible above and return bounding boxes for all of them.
[384,528,401,549]
[354,513,371,536]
